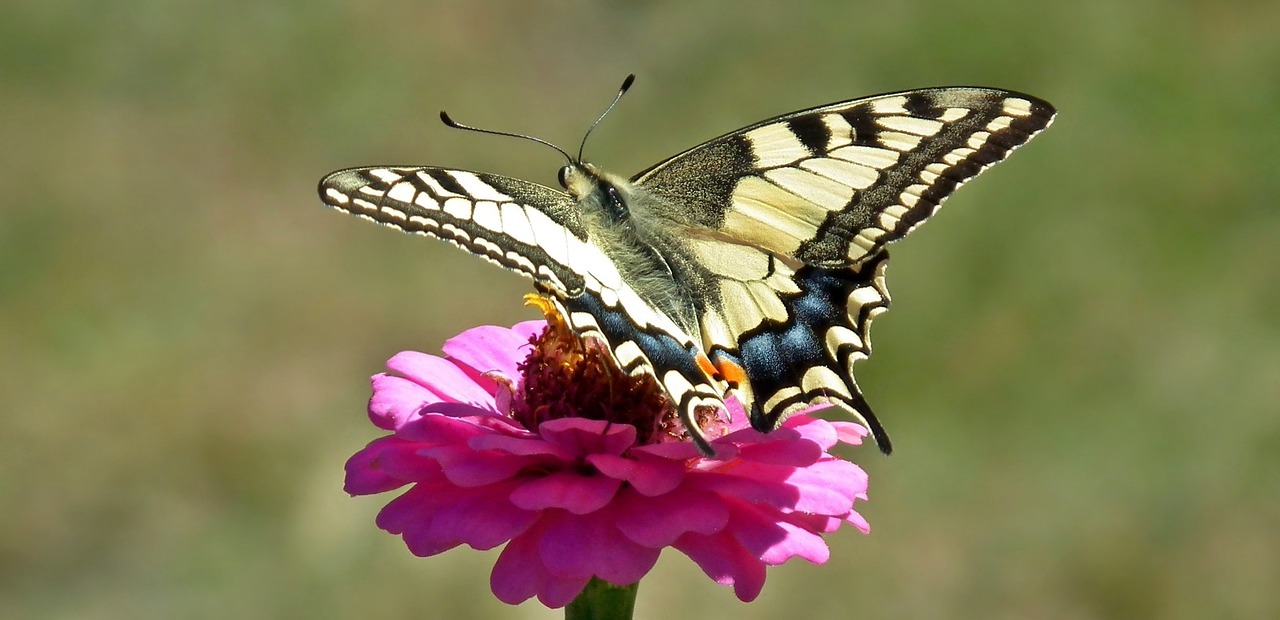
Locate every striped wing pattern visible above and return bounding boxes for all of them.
[636,88,1056,267]
[320,167,586,295]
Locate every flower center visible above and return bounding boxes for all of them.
[512,296,682,445]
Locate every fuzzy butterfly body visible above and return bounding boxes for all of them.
[320,84,1055,455]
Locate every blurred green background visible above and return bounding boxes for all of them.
[3,1,1277,618]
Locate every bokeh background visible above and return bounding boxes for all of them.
[4,1,1277,618]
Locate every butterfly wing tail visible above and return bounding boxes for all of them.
[729,252,896,454]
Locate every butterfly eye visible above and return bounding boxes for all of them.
[557,165,571,189]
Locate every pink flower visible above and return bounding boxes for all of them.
[344,301,871,608]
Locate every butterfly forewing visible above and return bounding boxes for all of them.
[320,166,589,296]
[634,87,1055,267]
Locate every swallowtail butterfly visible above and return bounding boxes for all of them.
[319,77,1055,455]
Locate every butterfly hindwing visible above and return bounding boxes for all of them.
[634,87,1055,267]
[710,253,893,446]
[675,230,894,448]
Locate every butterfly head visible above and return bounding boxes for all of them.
[559,162,634,224]
[557,161,599,196]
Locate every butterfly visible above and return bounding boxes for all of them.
[319,76,1055,455]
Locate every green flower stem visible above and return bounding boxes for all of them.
[565,578,638,620]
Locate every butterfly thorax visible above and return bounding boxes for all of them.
[560,162,703,333]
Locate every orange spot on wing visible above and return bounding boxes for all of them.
[694,352,719,380]
[714,358,747,389]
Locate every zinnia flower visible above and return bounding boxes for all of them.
[344,298,871,608]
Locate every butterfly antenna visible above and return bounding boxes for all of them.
[439,111,573,164]
[577,74,635,162]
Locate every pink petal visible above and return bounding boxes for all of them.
[707,457,863,515]
[492,522,593,609]
[845,510,871,534]
[378,479,537,557]
[537,418,636,456]
[422,481,540,550]
[416,402,526,435]
[510,471,622,514]
[675,531,767,602]
[632,439,707,461]
[421,443,533,487]
[725,500,830,565]
[720,424,803,447]
[768,520,830,565]
[386,351,496,411]
[344,436,446,493]
[343,436,417,495]
[696,455,866,515]
[442,325,533,382]
[538,574,593,609]
[830,421,869,445]
[733,434,823,466]
[491,524,554,604]
[614,487,729,547]
[586,453,685,496]
[776,463,860,514]
[469,433,574,460]
[375,482,463,555]
[398,413,507,447]
[368,373,439,431]
[780,415,839,450]
[539,509,660,585]
[787,511,845,534]
[686,469,802,510]
[395,409,492,443]
[416,401,508,421]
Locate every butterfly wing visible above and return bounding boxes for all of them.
[319,166,729,453]
[633,88,1055,451]
[320,166,591,295]
[726,257,893,445]
[634,87,1056,266]
[676,232,894,451]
